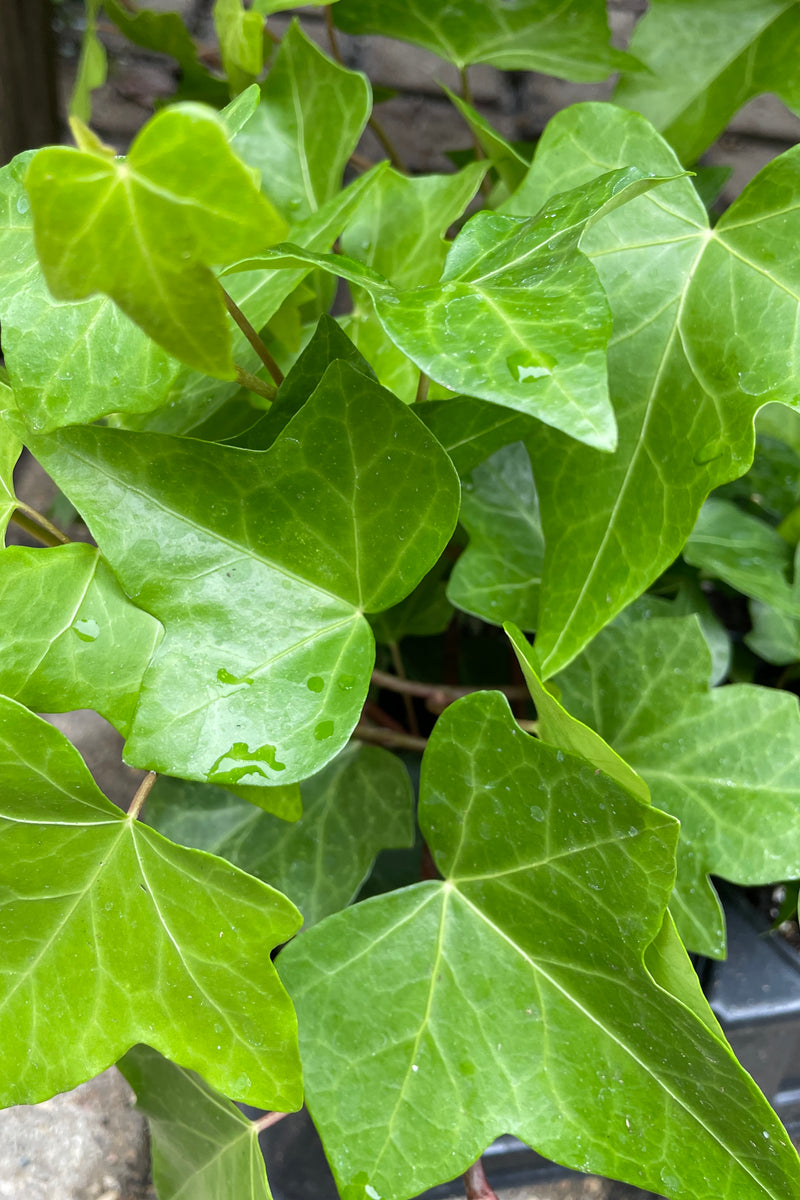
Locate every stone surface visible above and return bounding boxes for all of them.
[0,1069,152,1200]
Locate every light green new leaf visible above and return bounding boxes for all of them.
[333,0,632,79]
[684,497,795,613]
[0,380,20,542]
[120,1044,272,1200]
[26,104,287,377]
[31,364,459,787]
[0,697,301,1109]
[143,165,387,437]
[505,104,800,676]
[253,0,341,11]
[214,0,264,95]
[506,622,648,804]
[447,442,543,630]
[416,396,536,476]
[234,168,673,449]
[147,745,414,928]
[0,544,162,735]
[615,0,800,163]
[556,614,800,957]
[442,87,528,199]
[0,152,176,433]
[280,691,800,1200]
[103,0,230,106]
[339,164,485,402]
[234,21,371,223]
[70,0,106,122]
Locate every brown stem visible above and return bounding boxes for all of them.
[235,365,277,403]
[389,641,419,736]
[220,286,284,386]
[324,6,344,64]
[251,1110,289,1134]
[420,842,439,881]
[264,25,282,46]
[10,504,71,547]
[352,723,427,753]
[349,150,375,173]
[367,114,407,173]
[464,1159,498,1200]
[371,669,529,706]
[363,700,408,734]
[414,371,430,404]
[127,771,157,821]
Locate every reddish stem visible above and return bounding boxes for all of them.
[463,1159,498,1200]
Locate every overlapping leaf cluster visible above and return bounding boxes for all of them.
[3,4,800,1200]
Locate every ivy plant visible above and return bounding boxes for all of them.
[3,3,800,1199]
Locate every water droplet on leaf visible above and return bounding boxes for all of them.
[506,348,556,383]
[73,617,99,642]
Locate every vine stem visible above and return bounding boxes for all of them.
[389,641,419,736]
[414,371,430,404]
[127,771,158,821]
[352,723,427,753]
[371,669,529,706]
[235,365,277,403]
[251,1110,289,1134]
[323,6,407,173]
[220,286,284,386]
[11,504,71,547]
[464,1158,498,1200]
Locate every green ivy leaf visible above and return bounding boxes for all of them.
[556,614,800,957]
[615,0,800,163]
[253,0,341,12]
[506,622,648,804]
[0,697,301,1109]
[119,1044,273,1200]
[232,167,674,449]
[0,544,162,735]
[369,557,452,644]
[234,21,371,223]
[0,381,20,542]
[339,164,485,402]
[447,442,543,630]
[279,691,800,1200]
[746,601,800,665]
[214,0,264,95]
[26,104,287,377]
[70,0,107,122]
[505,104,800,676]
[684,497,795,613]
[442,87,528,199]
[147,744,415,928]
[0,152,176,433]
[332,0,633,79]
[145,165,387,438]
[31,363,459,787]
[416,396,536,476]
[103,0,230,106]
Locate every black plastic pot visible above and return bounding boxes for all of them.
[255,891,800,1199]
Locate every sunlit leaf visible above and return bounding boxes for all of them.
[280,691,800,1200]
[0,697,301,1109]
[30,364,459,787]
[0,543,162,735]
[27,104,287,376]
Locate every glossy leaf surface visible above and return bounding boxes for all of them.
[333,0,631,78]
[234,21,371,222]
[0,152,175,433]
[236,168,672,449]
[684,498,795,613]
[447,442,543,630]
[0,544,162,735]
[280,691,800,1200]
[0,381,20,541]
[556,615,800,957]
[416,396,536,476]
[0,698,301,1109]
[147,745,414,928]
[507,104,800,675]
[120,1044,273,1200]
[27,105,286,377]
[31,364,459,786]
[615,0,800,163]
